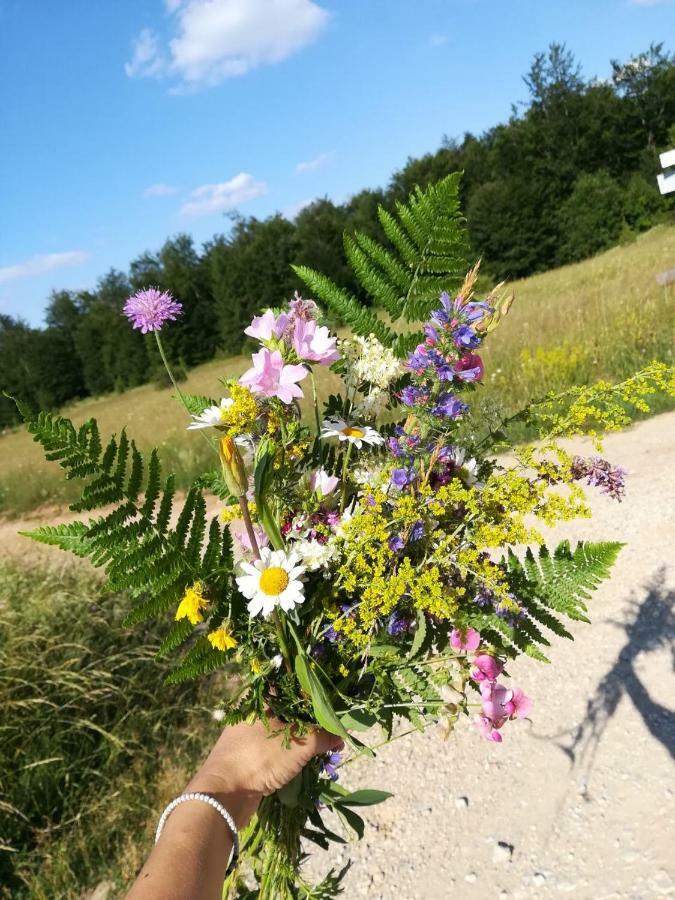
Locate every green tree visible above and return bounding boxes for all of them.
[557,171,625,264]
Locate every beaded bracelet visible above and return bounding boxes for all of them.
[155,792,239,874]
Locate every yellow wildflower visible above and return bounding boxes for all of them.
[207,624,238,652]
[175,582,207,625]
[250,658,263,675]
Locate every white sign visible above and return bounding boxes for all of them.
[657,148,675,195]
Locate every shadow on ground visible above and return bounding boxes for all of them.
[545,568,675,786]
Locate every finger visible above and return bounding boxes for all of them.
[305,729,345,757]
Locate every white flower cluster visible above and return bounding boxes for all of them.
[293,537,337,572]
[341,334,401,420]
[341,334,401,390]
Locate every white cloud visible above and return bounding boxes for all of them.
[284,197,314,219]
[126,0,329,90]
[180,172,267,217]
[429,34,448,47]
[295,151,333,175]
[0,251,90,285]
[143,182,178,197]
[125,28,167,78]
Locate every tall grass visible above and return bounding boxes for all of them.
[0,562,220,898]
[0,225,673,517]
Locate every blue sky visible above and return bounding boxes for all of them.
[1,0,672,326]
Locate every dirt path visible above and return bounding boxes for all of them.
[2,413,674,899]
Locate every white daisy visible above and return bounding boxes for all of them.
[187,397,233,430]
[320,418,384,449]
[236,547,306,618]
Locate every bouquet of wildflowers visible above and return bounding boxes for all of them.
[15,176,674,898]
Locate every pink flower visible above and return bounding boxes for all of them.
[309,469,340,497]
[229,518,269,562]
[239,348,308,404]
[244,309,290,342]
[480,680,513,726]
[292,318,340,365]
[454,352,484,383]
[471,654,503,683]
[475,715,503,742]
[508,686,532,720]
[450,627,481,652]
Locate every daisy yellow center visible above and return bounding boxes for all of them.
[342,426,364,438]
[259,566,289,595]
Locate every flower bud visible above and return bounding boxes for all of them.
[219,436,248,497]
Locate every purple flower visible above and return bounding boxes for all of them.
[407,345,431,372]
[571,456,626,502]
[244,309,289,342]
[388,534,405,552]
[391,467,415,488]
[321,751,342,781]
[123,288,182,333]
[409,520,424,542]
[399,386,425,407]
[387,610,416,636]
[432,393,468,419]
[453,324,481,350]
[387,436,403,457]
[424,324,439,344]
[460,300,493,324]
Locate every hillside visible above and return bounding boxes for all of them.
[1,224,674,517]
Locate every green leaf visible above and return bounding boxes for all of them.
[335,805,365,840]
[339,709,377,732]
[408,609,427,659]
[334,789,393,807]
[293,645,349,740]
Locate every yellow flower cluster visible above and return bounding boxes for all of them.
[532,362,675,446]
[219,383,258,437]
[175,581,207,625]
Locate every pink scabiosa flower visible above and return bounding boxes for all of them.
[292,319,340,365]
[240,348,308,404]
[229,518,270,563]
[244,309,290,342]
[450,627,481,652]
[123,288,182,333]
[471,654,503,683]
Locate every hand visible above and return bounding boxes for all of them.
[186,716,344,827]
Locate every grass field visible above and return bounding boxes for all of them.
[0,561,223,898]
[1,224,673,517]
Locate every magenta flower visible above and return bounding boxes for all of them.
[244,309,290,342]
[239,348,308,404]
[479,680,514,724]
[123,288,182,333]
[475,715,503,742]
[292,319,340,365]
[454,352,484,383]
[508,686,532,719]
[471,654,503,682]
[450,627,481,652]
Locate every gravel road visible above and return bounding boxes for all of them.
[304,411,675,900]
[2,412,673,899]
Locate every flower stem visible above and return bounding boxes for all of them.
[238,495,260,561]
[155,331,216,452]
[339,442,353,513]
[309,369,321,435]
[272,609,293,674]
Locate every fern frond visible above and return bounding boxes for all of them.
[295,173,468,354]
[18,406,232,627]
[505,541,623,659]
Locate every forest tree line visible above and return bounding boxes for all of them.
[2,43,674,427]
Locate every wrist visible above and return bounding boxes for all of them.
[185,770,261,830]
